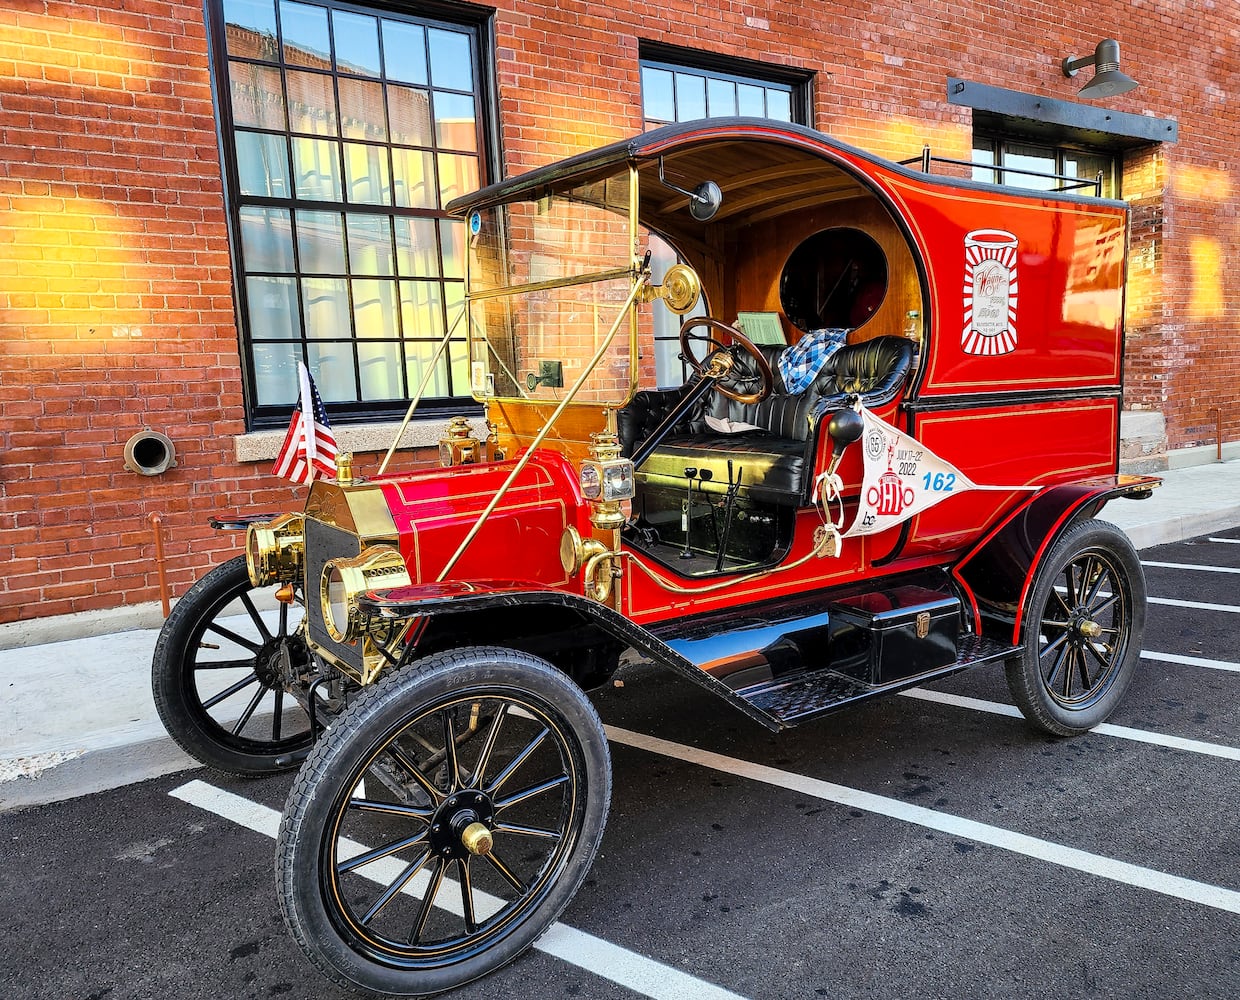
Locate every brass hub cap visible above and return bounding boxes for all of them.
[429,790,495,861]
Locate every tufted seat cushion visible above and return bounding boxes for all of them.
[620,336,914,504]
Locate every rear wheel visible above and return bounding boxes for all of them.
[1006,518,1145,736]
[152,555,314,774]
[277,646,611,997]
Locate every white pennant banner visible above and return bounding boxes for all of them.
[841,406,1027,538]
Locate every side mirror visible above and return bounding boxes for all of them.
[658,159,723,222]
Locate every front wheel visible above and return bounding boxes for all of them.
[277,646,611,997]
[152,555,315,774]
[1006,518,1146,736]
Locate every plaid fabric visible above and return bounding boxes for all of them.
[778,327,849,393]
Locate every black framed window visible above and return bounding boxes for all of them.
[972,134,1119,198]
[211,0,492,425]
[639,49,810,386]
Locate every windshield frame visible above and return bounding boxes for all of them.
[463,162,644,410]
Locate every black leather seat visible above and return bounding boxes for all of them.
[619,336,914,504]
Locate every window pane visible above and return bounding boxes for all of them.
[279,1,329,67]
[427,29,472,91]
[292,136,342,199]
[674,72,706,121]
[246,276,299,339]
[1002,141,1057,191]
[346,213,394,275]
[253,342,301,406]
[706,78,736,118]
[394,217,439,277]
[223,0,277,59]
[240,207,294,271]
[1063,150,1112,196]
[343,141,390,204]
[737,83,764,117]
[765,88,791,121]
[352,278,398,338]
[230,61,286,129]
[235,130,290,197]
[332,10,380,76]
[297,210,346,273]
[358,341,403,399]
[302,276,350,338]
[382,20,427,86]
[307,340,357,401]
[286,70,336,135]
[440,221,464,279]
[642,67,674,123]
[338,78,387,141]
[400,279,443,338]
[392,148,436,208]
[388,85,432,146]
[405,339,451,396]
[437,153,478,206]
[971,139,997,184]
[434,91,477,151]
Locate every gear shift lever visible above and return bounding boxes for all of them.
[680,467,698,559]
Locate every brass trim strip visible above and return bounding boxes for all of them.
[467,265,638,301]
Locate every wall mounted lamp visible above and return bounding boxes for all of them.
[1062,38,1138,98]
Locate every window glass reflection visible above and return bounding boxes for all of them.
[240,207,294,271]
[332,10,380,76]
[427,29,472,90]
[279,1,329,67]
[236,131,290,197]
[382,20,428,86]
[297,210,346,273]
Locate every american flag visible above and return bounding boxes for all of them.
[272,361,338,485]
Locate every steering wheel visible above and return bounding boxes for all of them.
[678,317,774,405]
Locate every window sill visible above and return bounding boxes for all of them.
[234,416,488,464]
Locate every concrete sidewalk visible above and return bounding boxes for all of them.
[3,458,1238,809]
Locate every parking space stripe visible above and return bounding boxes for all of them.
[1141,560,1240,574]
[605,726,1240,916]
[1141,650,1240,673]
[1207,538,1240,545]
[899,689,1240,761]
[169,780,748,1000]
[1149,596,1240,613]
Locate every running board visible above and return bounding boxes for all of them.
[735,634,1017,728]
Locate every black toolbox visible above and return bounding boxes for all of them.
[828,585,961,685]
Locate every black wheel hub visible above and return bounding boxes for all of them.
[429,790,495,862]
[253,635,307,688]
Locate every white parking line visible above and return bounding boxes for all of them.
[1149,596,1240,613]
[605,726,1240,916]
[169,780,748,1000]
[1141,650,1240,673]
[1207,537,1240,545]
[1141,560,1240,574]
[899,689,1240,761]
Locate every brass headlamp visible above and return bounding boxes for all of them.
[320,545,412,643]
[246,513,306,587]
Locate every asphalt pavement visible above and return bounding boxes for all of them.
[1,458,1238,810]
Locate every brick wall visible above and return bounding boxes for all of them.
[0,0,1236,623]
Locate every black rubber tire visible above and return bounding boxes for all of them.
[1006,518,1146,736]
[152,555,314,775]
[276,646,611,998]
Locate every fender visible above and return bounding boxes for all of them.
[358,581,782,731]
[952,475,1159,644]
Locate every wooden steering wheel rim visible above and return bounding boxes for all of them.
[678,316,774,405]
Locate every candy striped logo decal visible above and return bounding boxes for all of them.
[962,229,1019,356]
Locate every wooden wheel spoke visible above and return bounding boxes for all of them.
[340,833,429,875]
[442,710,461,790]
[382,742,444,804]
[484,848,528,895]
[485,727,550,796]
[360,850,432,926]
[271,688,284,741]
[493,821,562,841]
[231,683,267,735]
[1084,639,1115,675]
[192,657,258,671]
[1089,592,1120,618]
[205,621,263,653]
[201,671,259,710]
[494,773,570,813]
[346,798,434,822]
[409,860,446,945]
[239,591,274,642]
[458,859,478,934]
[470,705,509,788]
[1043,641,1070,689]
